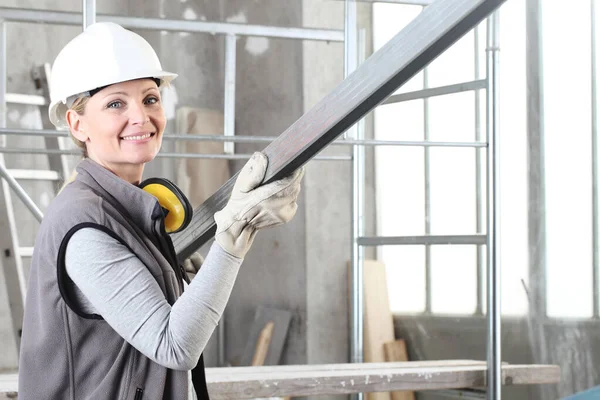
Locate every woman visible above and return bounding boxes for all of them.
[18,22,303,400]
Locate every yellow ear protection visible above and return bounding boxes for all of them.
[139,178,193,234]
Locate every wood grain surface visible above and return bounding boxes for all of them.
[0,361,560,398]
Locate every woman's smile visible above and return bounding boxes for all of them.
[120,131,156,142]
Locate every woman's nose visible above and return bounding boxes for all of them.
[129,102,149,125]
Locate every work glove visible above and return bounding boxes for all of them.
[214,151,304,259]
[183,252,204,278]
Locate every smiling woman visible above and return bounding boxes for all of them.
[17,22,304,400]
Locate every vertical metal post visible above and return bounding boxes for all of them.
[592,0,599,318]
[82,0,96,29]
[486,11,501,400]
[421,3,433,313]
[218,33,237,366]
[223,34,236,155]
[525,1,550,397]
[526,0,548,325]
[475,24,485,316]
[344,0,358,140]
[423,61,432,314]
[350,17,365,400]
[0,20,26,351]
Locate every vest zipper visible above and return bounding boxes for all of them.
[134,388,143,400]
[152,214,185,292]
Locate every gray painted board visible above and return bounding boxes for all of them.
[0,361,561,398]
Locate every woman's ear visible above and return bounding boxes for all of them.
[66,109,88,143]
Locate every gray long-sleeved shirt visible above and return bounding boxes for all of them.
[65,227,242,400]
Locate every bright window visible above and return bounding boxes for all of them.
[373,0,527,316]
[543,2,593,319]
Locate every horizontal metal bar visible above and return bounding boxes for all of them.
[0,8,344,42]
[0,147,350,161]
[171,0,507,261]
[6,93,46,106]
[157,152,350,161]
[339,138,487,147]
[7,169,60,180]
[434,389,487,399]
[333,0,434,5]
[382,79,487,105]
[357,235,487,246]
[19,247,34,257]
[0,128,487,147]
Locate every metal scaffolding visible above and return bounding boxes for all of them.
[0,1,518,399]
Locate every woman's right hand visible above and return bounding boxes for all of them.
[213,152,304,259]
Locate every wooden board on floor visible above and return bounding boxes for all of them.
[0,361,561,398]
[363,259,395,400]
[239,306,292,366]
[384,340,415,400]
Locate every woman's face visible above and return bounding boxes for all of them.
[67,78,166,183]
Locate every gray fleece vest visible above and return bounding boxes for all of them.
[18,158,209,400]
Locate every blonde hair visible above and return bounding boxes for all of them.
[59,95,90,192]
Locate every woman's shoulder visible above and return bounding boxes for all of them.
[43,181,105,227]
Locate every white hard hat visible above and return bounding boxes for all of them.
[48,22,177,129]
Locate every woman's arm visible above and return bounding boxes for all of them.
[65,227,242,370]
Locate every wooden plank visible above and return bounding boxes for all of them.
[250,321,275,366]
[0,362,561,397]
[206,363,559,383]
[205,363,560,399]
[384,341,410,364]
[363,259,394,400]
[211,360,495,376]
[171,0,509,260]
[384,340,416,400]
[239,307,292,366]
[0,372,17,394]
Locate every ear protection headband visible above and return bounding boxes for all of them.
[139,178,193,234]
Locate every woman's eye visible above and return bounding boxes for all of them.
[145,96,159,105]
[107,101,122,109]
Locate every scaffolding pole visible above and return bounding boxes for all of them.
[0,7,343,42]
[0,127,487,147]
[592,0,599,319]
[223,34,236,155]
[485,11,501,400]
[348,3,363,399]
[82,0,96,29]
[0,162,43,222]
